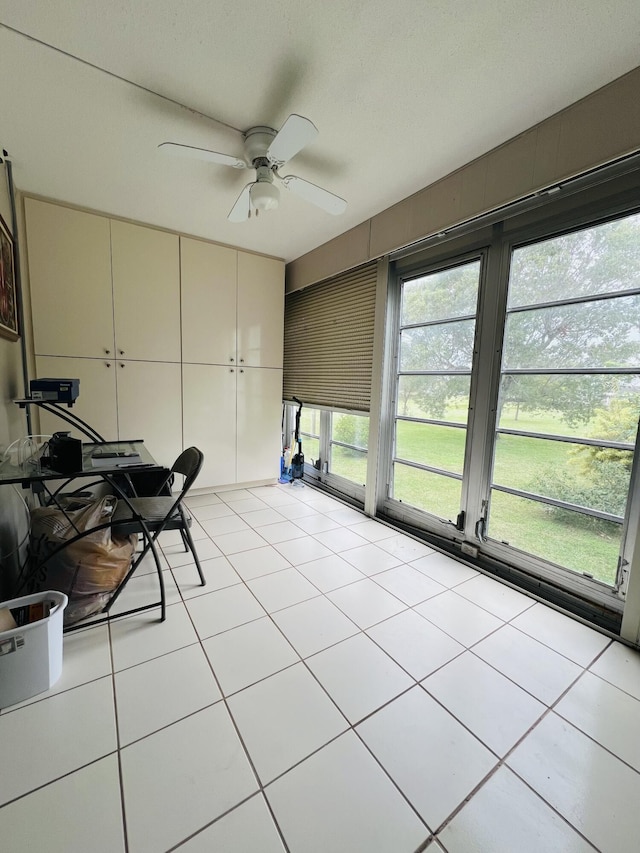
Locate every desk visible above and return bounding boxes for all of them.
[0,441,170,630]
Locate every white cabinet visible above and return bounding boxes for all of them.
[25,199,114,359]
[183,363,283,489]
[237,252,284,369]
[111,221,181,362]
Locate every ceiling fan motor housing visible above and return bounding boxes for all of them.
[244,126,277,166]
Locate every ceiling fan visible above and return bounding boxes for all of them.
[159,114,347,222]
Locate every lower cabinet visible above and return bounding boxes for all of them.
[183,363,283,489]
[34,356,182,468]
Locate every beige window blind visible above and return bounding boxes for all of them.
[283,261,378,412]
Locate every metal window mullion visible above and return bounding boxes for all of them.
[496,428,635,452]
[400,313,476,331]
[397,415,468,430]
[398,369,473,377]
[393,457,463,481]
[501,367,640,376]
[507,286,640,314]
[490,483,624,524]
[330,439,368,454]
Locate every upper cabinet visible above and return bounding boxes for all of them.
[181,237,284,368]
[180,238,237,365]
[25,199,181,363]
[25,198,114,359]
[237,252,284,368]
[110,221,181,362]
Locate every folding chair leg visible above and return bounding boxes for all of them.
[179,506,206,587]
[179,528,190,553]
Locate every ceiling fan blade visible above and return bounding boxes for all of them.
[281,175,347,215]
[158,142,246,169]
[228,183,254,222]
[267,114,318,165]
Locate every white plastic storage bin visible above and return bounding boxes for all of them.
[0,590,68,708]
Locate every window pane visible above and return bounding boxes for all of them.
[299,435,319,464]
[508,212,640,308]
[497,374,640,438]
[298,407,321,437]
[488,490,621,585]
[399,320,476,371]
[397,375,470,422]
[492,434,632,517]
[331,413,369,450]
[392,463,461,520]
[502,294,640,370]
[396,421,466,475]
[330,445,367,485]
[401,261,481,324]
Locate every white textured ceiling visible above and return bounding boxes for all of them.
[1,1,639,262]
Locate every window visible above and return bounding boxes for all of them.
[330,412,369,486]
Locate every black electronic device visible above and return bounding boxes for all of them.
[30,378,80,403]
[48,431,82,474]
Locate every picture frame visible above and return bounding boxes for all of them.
[0,212,19,341]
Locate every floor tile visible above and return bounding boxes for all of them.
[415,590,503,647]
[238,507,287,527]
[251,489,299,508]
[218,488,256,502]
[508,712,640,853]
[555,671,640,771]
[511,603,611,667]
[373,565,446,606]
[226,497,270,514]
[203,616,299,695]
[346,519,398,542]
[185,584,266,640]
[189,502,235,521]
[312,526,372,553]
[227,663,348,783]
[410,551,479,587]
[247,568,320,612]
[454,574,535,621]
[292,513,342,534]
[185,492,222,508]
[272,597,360,658]
[280,501,321,519]
[303,496,344,513]
[121,704,258,853]
[266,731,428,853]
[227,545,292,581]
[258,520,308,544]
[4,624,111,711]
[132,546,171,575]
[110,602,199,671]
[340,542,403,575]
[0,677,117,806]
[589,640,640,701]
[296,553,365,592]
[357,687,496,830]
[328,578,407,628]
[439,765,595,853]
[367,610,464,679]
[376,533,435,562]
[423,652,545,756]
[164,536,222,567]
[200,514,251,536]
[114,644,221,745]
[212,529,268,555]
[178,793,286,852]
[307,633,414,723]
[473,624,583,705]
[172,555,242,599]
[0,755,125,853]
[274,536,333,565]
[325,507,367,525]
[108,567,181,616]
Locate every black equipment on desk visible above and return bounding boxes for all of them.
[30,378,80,404]
[48,432,82,474]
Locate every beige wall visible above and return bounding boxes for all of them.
[0,169,25,449]
[287,65,640,292]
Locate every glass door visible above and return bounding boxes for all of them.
[484,213,640,590]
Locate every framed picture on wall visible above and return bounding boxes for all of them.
[0,212,18,341]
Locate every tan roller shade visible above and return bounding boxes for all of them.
[283,261,377,412]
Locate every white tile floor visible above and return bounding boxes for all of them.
[1,481,639,853]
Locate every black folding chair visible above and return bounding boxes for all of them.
[106,447,205,621]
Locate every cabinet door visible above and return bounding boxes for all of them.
[183,363,237,488]
[116,360,182,468]
[25,199,114,359]
[181,238,237,366]
[237,252,284,368]
[111,221,181,362]
[34,355,118,441]
[236,367,283,483]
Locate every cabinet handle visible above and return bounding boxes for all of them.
[240,369,244,373]
[239,358,244,363]
[119,363,125,368]
[230,368,235,373]
[105,362,112,368]
[119,350,125,355]
[104,349,111,355]
[230,357,235,363]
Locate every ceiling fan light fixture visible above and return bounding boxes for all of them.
[250,181,279,212]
